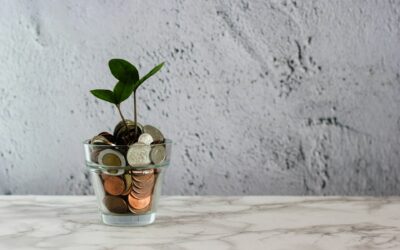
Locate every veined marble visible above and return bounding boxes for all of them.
[0,196,399,249]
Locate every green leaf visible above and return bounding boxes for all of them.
[135,62,164,91]
[90,89,117,104]
[109,59,139,83]
[113,81,135,104]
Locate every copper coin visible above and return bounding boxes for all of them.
[128,204,151,214]
[103,196,128,214]
[101,173,111,181]
[132,172,154,182]
[131,183,152,195]
[128,194,151,210]
[130,184,154,199]
[121,186,132,196]
[132,173,154,183]
[132,176,154,190]
[103,176,125,196]
[132,181,153,191]
[132,174,154,186]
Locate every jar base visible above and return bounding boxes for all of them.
[101,212,156,226]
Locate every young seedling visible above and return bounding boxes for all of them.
[90,59,164,139]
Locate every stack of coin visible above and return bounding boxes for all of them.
[99,170,158,214]
[128,169,155,214]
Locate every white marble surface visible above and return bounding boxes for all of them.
[0,196,399,250]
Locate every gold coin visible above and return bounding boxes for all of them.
[143,125,164,143]
[150,145,166,164]
[121,173,133,196]
[97,149,126,167]
[126,142,151,166]
[114,120,143,145]
[113,120,137,136]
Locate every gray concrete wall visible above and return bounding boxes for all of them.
[0,0,399,195]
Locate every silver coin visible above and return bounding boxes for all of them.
[143,125,164,142]
[138,133,154,145]
[150,145,166,165]
[127,142,151,166]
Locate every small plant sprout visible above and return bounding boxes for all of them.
[90,59,164,138]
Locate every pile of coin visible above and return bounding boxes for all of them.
[101,169,156,214]
[89,120,166,214]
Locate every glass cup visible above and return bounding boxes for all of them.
[83,139,172,226]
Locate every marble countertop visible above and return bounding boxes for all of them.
[0,196,399,250]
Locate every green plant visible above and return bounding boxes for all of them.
[90,58,164,137]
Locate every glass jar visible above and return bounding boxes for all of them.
[83,139,172,226]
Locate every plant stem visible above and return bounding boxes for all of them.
[133,91,138,138]
[116,104,129,131]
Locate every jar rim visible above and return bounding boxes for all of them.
[83,138,172,147]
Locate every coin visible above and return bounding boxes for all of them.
[114,120,143,145]
[121,173,133,196]
[101,173,111,181]
[132,173,154,185]
[113,120,137,137]
[128,194,151,210]
[138,133,154,145]
[126,142,151,166]
[102,169,125,176]
[103,196,128,214]
[131,178,153,192]
[150,145,166,165]
[143,125,164,143]
[128,204,151,214]
[91,135,113,145]
[103,176,125,196]
[98,132,115,143]
[130,169,154,175]
[90,149,102,163]
[97,149,126,167]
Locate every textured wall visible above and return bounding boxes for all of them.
[0,0,399,195]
